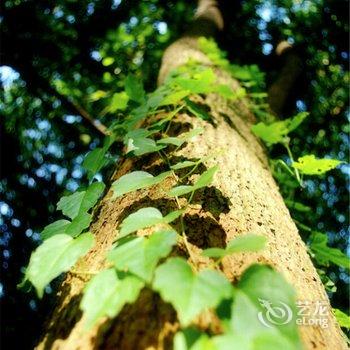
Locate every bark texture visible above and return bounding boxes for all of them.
[36,2,347,349]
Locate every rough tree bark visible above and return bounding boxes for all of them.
[36,1,347,349]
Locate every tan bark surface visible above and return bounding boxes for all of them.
[36,2,347,349]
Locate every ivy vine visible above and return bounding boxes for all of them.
[20,36,349,347]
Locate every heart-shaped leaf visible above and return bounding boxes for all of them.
[80,269,144,329]
[57,182,105,219]
[153,257,232,325]
[112,171,171,198]
[202,234,267,258]
[26,232,94,297]
[118,208,182,238]
[108,230,177,282]
[292,155,343,175]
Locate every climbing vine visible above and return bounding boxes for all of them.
[20,36,348,347]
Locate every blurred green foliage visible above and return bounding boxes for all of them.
[0,0,348,348]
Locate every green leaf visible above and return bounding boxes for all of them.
[168,166,218,197]
[173,330,212,350]
[309,232,349,269]
[41,220,70,240]
[80,269,144,329]
[173,329,251,350]
[65,212,92,238]
[125,74,145,104]
[171,161,197,170]
[83,148,109,180]
[168,185,194,197]
[83,136,115,180]
[163,209,185,223]
[108,230,177,282]
[159,90,190,106]
[108,91,129,112]
[286,112,309,133]
[215,84,235,99]
[292,155,343,175]
[284,200,311,212]
[251,121,288,145]
[157,137,183,147]
[89,90,107,102]
[333,309,350,329]
[226,234,267,253]
[202,234,267,258]
[173,68,216,94]
[57,191,85,219]
[57,182,105,219]
[153,257,232,326]
[231,264,302,349]
[111,171,171,198]
[126,136,164,156]
[26,232,94,298]
[118,207,181,238]
[194,165,218,188]
[184,98,212,121]
[158,128,203,148]
[251,112,309,145]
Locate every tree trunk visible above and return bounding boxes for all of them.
[36,2,346,349]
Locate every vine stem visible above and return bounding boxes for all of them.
[284,142,303,186]
[157,150,198,269]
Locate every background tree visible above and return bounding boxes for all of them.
[1,0,348,349]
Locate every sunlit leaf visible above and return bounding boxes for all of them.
[170,160,197,170]
[108,230,177,282]
[173,329,251,350]
[126,132,164,155]
[292,155,343,175]
[202,234,267,258]
[41,220,70,240]
[230,264,302,349]
[159,90,190,106]
[286,112,309,133]
[309,232,349,269]
[333,309,350,329]
[153,257,232,325]
[251,121,288,144]
[26,232,94,298]
[168,166,218,197]
[89,90,107,102]
[57,182,105,219]
[109,91,129,112]
[251,112,309,145]
[215,84,234,99]
[80,269,144,329]
[112,171,171,198]
[173,68,216,94]
[65,212,92,238]
[118,207,181,238]
[168,185,194,197]
[158,128,203,148]
[195,165,218,188]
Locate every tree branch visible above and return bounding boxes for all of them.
[268,41,303,116]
